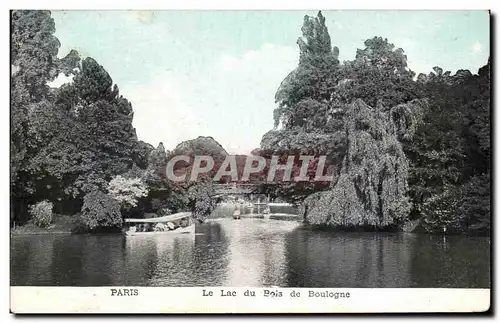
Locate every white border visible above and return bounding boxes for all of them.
[10,287,491,314]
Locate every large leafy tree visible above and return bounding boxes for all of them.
[457,60,491,234]
[403,60,490,233]
[29,58,143,206]
[461,59,491,178]
[303,98,425,228]
[263,11,426,228]
[272,11,341,136]
[11,10,59,203]
[11,10,148,224]
[403,67,466,220]
[458,171,490,234]
[260,12,344,202]
[80,190,122,231]
[11,10,60,99]
[162,137,228,218]
[336,37,418,108]
[11,10,78,220]
[274,11,340,116]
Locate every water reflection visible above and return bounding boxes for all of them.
[124,235,160,285]
[11,236,55,285]
[221,219,299,286]
[10,219,490,288]
[284,230,415,287]
[128,234,196,286]
[284,229,490,288]
[409,234,490,288]
[191,221,229,286]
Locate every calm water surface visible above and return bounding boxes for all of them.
[11,218,490,287]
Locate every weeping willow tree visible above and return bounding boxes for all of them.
[262,11,429,229]
[303,98,426,228]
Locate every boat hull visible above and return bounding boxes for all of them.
[125,223,195,236]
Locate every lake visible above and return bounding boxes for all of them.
[11,218,490,287]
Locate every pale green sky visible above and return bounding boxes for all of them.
[50,10,490,153]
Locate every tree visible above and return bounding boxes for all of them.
[11,10,60,99]
[252,149,335,204]
[143,142,168,190]
[260,12,345,203]
[402,60,490,233]
[461,59,491,178]
[107,175,148,210]
[187,181,221,223]
[403,67,466,219]
[420,185,462,233]
[262,11,491,234]
[303,99,425,228]
[274,11,340,130]
[458,172,490,234]
[456,60,491,234]
[28,57,143,210]
[263,12,425,226]
[11,10,79,222]
[335,37,418,109]
[11,16,148,221]
[80,190,122,231]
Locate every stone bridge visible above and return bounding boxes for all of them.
[213,183,261,195]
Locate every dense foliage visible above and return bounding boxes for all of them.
[163,137,228,220]
[303,98,425,228]
[187,182,221,223]
[457,172,491,234]
[263,11,490,233]
[107,175,148,210]
[10,10,195,231]
[11,10,79,220]
[403,61,491,233]
[80,191,122,231]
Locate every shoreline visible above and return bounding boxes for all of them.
[11,231,72,236]
[11,218,490,238]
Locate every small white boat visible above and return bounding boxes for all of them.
[123,212,195,236]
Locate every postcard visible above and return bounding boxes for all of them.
[9,8,491,314]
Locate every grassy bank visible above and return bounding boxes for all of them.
[11,215,75,235]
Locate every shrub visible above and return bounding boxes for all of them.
[421,185,462,234]
[80,190,122,231]
[28,200,53,228]
[188,183,220,222]
[457,172,491,234]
